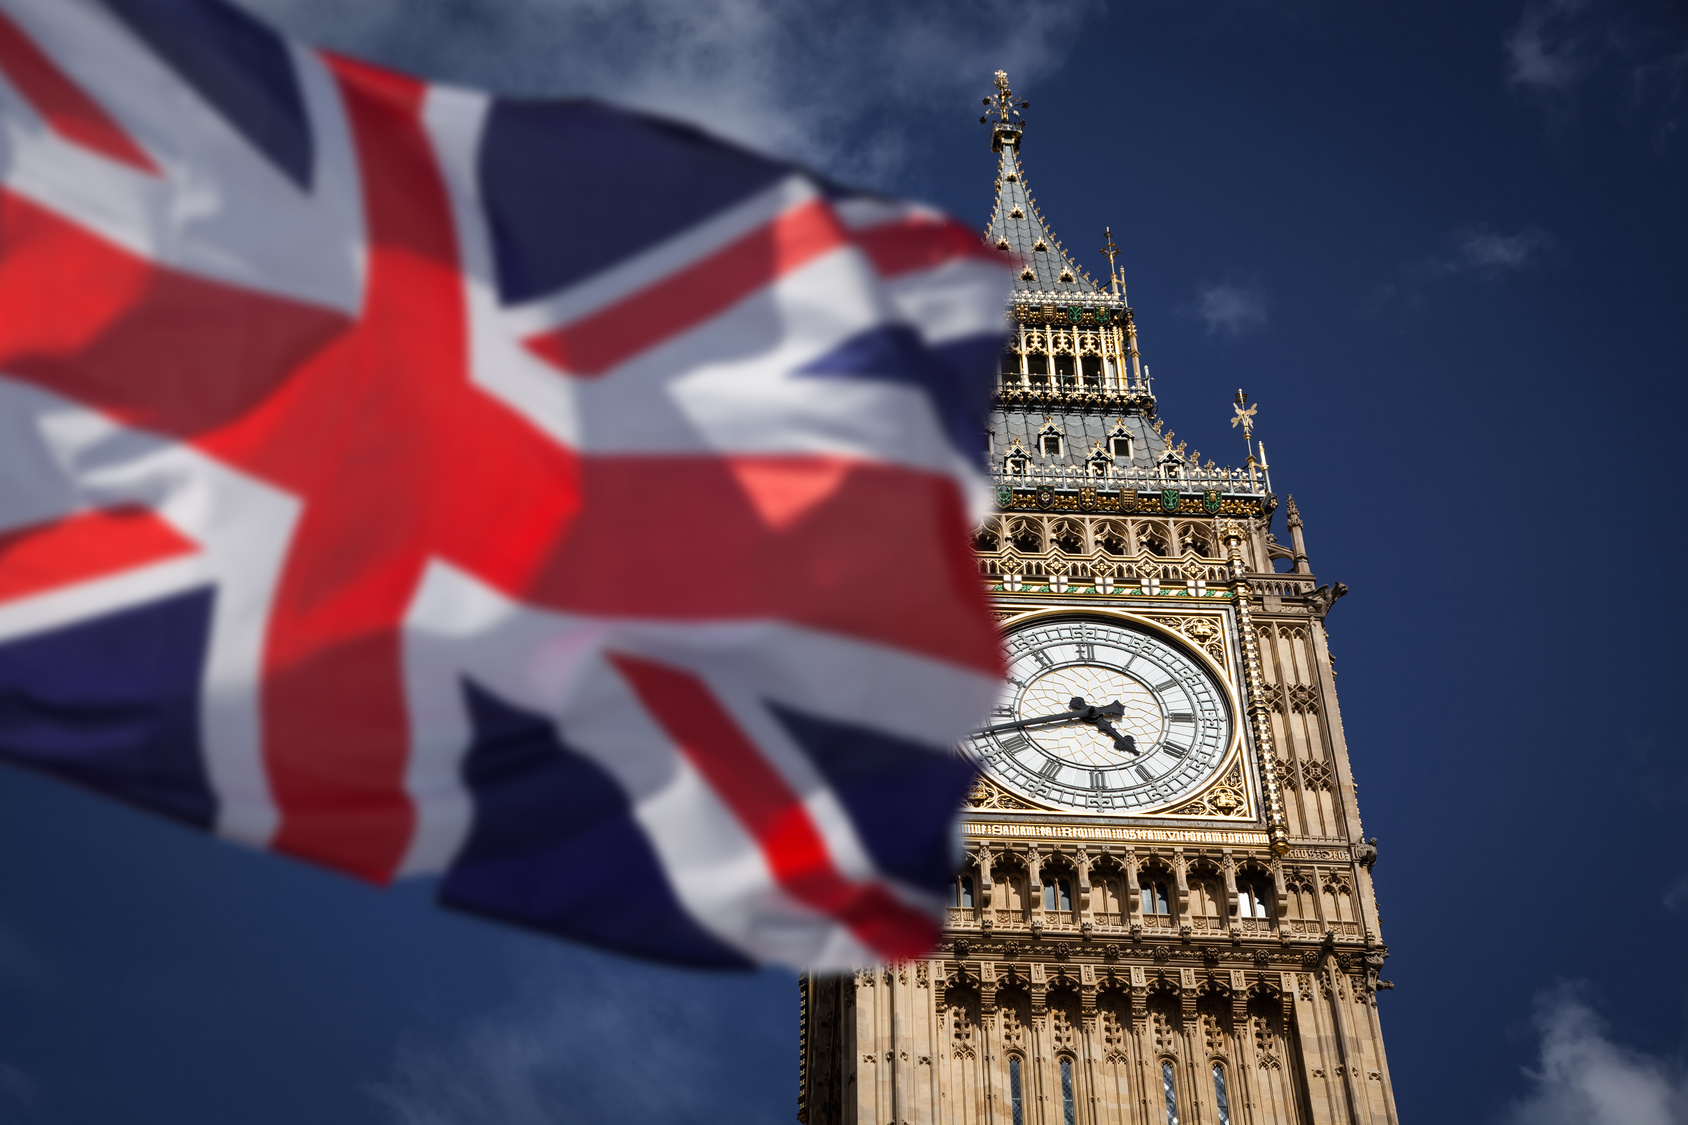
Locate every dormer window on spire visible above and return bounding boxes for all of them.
[1108,423,1133,459]
[1038,420,1065,458]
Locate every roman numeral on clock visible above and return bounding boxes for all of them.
[998,733,1030,756]
[1030,647,1054,669]
[1134,763,1155,783]
[1168,713,1195,724]
[1039,757,1062,779]
[1163,743,1188,758]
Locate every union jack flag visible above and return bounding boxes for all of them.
[0,0,1009,967]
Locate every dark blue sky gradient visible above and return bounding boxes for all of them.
[2,1,1685,1122]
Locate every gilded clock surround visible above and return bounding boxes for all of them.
[969,606,1256,824]
[799,72,1396,1125]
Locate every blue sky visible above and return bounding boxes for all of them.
[2,1,1687,1122]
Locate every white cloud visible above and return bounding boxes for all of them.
[1501,985,1688,1125]
[1506,0,1588,93]
[1193,280,1269,337]
[0,1061,38,1116]
[369,953,796,1125]
[1665,874,1688,913]
[239,0,1095,187]
[1446,226,1553,273]
[1504,0,1688,146]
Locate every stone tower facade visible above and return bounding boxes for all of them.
[798,74,1397,1125]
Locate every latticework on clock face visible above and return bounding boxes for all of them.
[969,617,1232,812]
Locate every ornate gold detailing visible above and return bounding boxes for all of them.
[1141,613,1226,666]
[1222,519,1290,855]
[964,775,1046,812]
[1158,761,1250,819]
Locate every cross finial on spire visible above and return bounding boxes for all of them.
[980,71,1028,149]
[1099,226,1121,296]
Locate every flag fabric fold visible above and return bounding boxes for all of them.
[0,0,1009,968]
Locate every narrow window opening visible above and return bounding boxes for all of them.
[1141,880,1170,915]
[1061,1057,1077,1125]
[1213,1063,1232,1125]
[1111,435,1133,458]
[1041,434,1062,456]
[1238,878,1270,919]
[1054,355,1075,384]
[957,875,975,909]
[1009,1056,1025,1125]
[1043,878,1073,913]
[1162,1060,1180,1125]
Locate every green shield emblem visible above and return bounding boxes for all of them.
[1160,488,1180,512]
[1067,305,1083,323]
[996,484,1014,508]
[1203,489,1221,513]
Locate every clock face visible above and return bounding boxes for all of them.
[967,617,1234,813]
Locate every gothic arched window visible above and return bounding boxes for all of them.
[1043,877,1073,913]
[1060,1056,1077,1125]
[1141,879,1171,915]
[1213,1062,1232,1125]
[1161,1059,1181,1125]
[1237,876,1271,920]
[1009,1055,1026,1125]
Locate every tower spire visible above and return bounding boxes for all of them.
[982,74,1100,298]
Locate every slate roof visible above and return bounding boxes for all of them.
[985,142,1105,299]
[987,408,1169,474]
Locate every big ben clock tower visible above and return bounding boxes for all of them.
[798,73,1398,1125]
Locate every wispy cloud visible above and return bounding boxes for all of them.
[1366,224,1552,323]
[1431,226,1554,276]
[369,954,795,1125]
[0,1061,39,1118]
[1500,985,1688,1125]
[1192,280,1269,337]
[1503,0,1688,145]
[241,0,1095,187]
[1507,0,1589,94]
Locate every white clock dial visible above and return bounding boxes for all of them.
[968,617,1234,813]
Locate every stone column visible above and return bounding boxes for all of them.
[1286,495,1311,575]
[1223,519,1291,855]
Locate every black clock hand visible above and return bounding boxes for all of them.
[972,710,1089,737]
[1085,714,1138,756]
[973,697,1134,740]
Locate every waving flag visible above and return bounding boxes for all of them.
[0,0,1009,968]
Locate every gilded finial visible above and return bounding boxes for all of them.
[1099,226,1122,296]
[1231,388,1259,467]
[980,71,1029,150]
